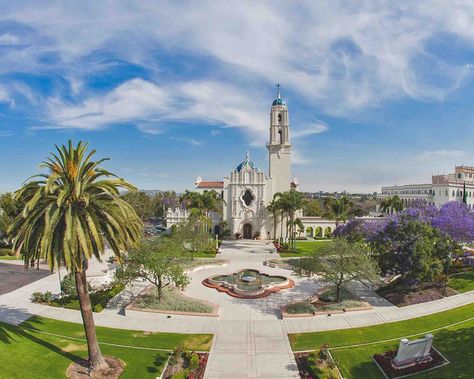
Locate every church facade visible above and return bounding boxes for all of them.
[166,86,338,239]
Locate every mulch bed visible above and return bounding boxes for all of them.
[162,352,208,379]
[373,348,449,378]
[377,284,457,307]
[67,356,124,379]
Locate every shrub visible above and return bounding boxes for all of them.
[31,291,53,304]
[134,287,213,313]
[286,301,315,314]
[189,352,200,370]
[171,369,189,379]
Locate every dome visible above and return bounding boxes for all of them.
[272,83,286,106]
[272,98,286,106]
[235,151,259,172]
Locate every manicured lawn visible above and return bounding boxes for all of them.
[448,270,474,293]
[0,316,212,379]
[279,240,332,257]
[0,255,21,260]
[289,303,474,378]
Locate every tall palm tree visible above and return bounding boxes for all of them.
[280,190,306,250]
[10,141,142,372]
[267,192,281,240]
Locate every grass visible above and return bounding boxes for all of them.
[448,270,474,293]
[133,286,214,314]
[289,303,474,379]
[0,316,212,379]
[48,283,125,312]
[0,248,20,260]
[279,240,332,257]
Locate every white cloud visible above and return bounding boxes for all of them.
[172,137,203,146]
[416,149,467,159]
[0,130,13,138]
[292,123,329,138]
[0,33,20,45]
[1,1,473,118]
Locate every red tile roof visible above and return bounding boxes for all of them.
[196,181,224,189]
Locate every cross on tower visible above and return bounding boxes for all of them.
[276,83,281,98]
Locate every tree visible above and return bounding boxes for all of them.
[279,190,306,250]
[295,239,380,302]
[302,198,323,217]
[267,193,281,240]
[10,140,142,373]
[324,196,352,226]
[0,192,24,245]
[121,191,154,220]
[380,195,404,214]
[432,201,474,243]
[370,217,447,285]
[116,237,189,301]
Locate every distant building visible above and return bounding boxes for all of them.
[378,165,474,209]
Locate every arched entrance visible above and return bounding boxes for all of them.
[242,223,253,239]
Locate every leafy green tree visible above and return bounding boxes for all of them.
[121,191,154,220]
[116,237,190,301]
[296,239,380,302]
[10,140,142,372]
[370,218,447,285]
[302,198,323,217]
[0,192,24,245]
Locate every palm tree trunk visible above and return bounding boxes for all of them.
[75,270,108,370]
[280,212,284,242]
[273,211,277,240]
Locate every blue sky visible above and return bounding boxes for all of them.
[1,1,474,193]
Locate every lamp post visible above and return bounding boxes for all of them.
[443,252,452,297]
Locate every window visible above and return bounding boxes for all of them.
[278,113,282,122]
[278,130,283,144]
[242,189,255,206]
[453,190,455,196]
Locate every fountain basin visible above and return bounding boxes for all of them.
[203,269,294,299]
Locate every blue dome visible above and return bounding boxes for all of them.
[272,98,286,106]
[236,151,259,172]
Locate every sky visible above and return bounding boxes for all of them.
[1,1,474,193]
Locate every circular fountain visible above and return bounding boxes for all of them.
[203,269,294,298]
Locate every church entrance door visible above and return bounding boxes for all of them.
[243,223,253,239]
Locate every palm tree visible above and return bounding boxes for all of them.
[380,195,404,214]
[267,193,281,240]
[324,196,352,227]
[10,141,142,372]
[280,190,306,250]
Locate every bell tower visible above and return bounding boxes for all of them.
[267,84,292,194]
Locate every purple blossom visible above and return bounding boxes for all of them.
[431,202,474,243]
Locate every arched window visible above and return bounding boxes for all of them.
[278,113,282,122]
[278,130,283,144]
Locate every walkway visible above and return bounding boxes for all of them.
[1,240,474,378]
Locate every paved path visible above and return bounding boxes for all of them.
[1,240,474,378]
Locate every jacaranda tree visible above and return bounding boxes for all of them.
[10,141,142,373]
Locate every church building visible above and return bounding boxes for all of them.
[166,86,337,239]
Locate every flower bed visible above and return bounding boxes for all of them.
[376,282,457,307]
[162,346,209,379]
[129,286,218,316]
[294,345,342,379]
[281,286,372,317]
[373,348,449,378]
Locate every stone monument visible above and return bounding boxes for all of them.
[391,334,434,369]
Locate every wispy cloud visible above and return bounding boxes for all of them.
[172,137,203,146]
[416,150,467,159]
[0,130,13,138]
[292,122,328,139]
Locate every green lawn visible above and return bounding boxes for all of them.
[279,240,332,257]
[289,303,474,378]
[448,270,474,293]
[0,316,212,379]
[0,255,21,260]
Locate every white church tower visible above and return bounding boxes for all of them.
[267,84,292,194]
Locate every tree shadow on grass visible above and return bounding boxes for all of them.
[146,352,169,373]
[0,306,82,363]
